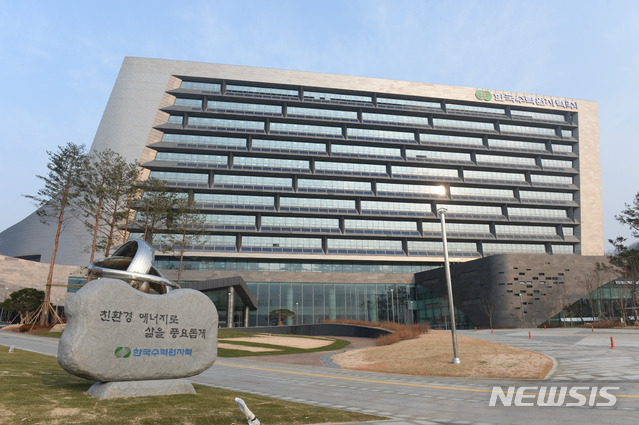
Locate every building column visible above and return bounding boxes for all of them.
[285,284,294,325]
[243,305,250,327]
[368,291,378,322]
[328,285,336,320]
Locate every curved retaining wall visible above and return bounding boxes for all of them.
[231,323,391,339]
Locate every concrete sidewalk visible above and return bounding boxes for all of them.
[462,327,639,381]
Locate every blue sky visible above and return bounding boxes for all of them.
[0,0,637,251]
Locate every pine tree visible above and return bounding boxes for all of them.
[25,142,88,325]
[76,149,141,261]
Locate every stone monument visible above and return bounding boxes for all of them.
[58,239,218,399]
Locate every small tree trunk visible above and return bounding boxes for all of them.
[40,205,66,325]
[88,198,103,263]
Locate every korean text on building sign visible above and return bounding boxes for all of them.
[493,93,577,109]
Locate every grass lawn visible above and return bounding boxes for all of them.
[0,348,383,425]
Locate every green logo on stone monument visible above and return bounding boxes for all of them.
[115,346,132,358]
[475,89,492,101]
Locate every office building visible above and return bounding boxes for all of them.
[0,57,604,327]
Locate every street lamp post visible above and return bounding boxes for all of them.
[437,208,461,364]
[295,302,299,325]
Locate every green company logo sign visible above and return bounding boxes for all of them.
[115,346,132,358]
[475,89,492,101]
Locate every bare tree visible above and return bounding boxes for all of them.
[480,296,495,329]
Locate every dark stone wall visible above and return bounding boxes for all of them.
[415,254,611,328]
[227,323,392,338]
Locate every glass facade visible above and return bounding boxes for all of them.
[144,74,583,325]
[247,282,415,326]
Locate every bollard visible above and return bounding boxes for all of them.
[592,325,595,332]
[491,328,494,334]
[474,326,477,332]
[544,325,546,330]
[610,337,615,349]
[528,331,532,340]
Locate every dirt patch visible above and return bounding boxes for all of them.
[1,324,55,334]
[217,343,282,352]
[50,408,82,417]
[220,335,334,349]
[333,330,553,379]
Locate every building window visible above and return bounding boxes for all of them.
[154,152,227,165]
[519,190,573,202]
[541,159,573,169]
[161,134,246,148]
[362,112,430,127]
[377,97,440,109]
[433,118,495,131]
[463,170,526,183]
[298,178,372,194]
[500,124,556,137]
[495,225,557,236]
[347,127,415,142]
[174,98,203,108]
[421,133,483,146]
[446,103,505,115]
[392,166,459,180]
[449,186,515,199]
[333,144,402,159]
[510,109,566,122]
[361,200,433,216]
[288,106,357,121]
[252,138,326,154]
[180,81,221,92]
[226,84,298,98]
[213,174,292,189]
[475,154,536,166]
[208,100,282,115]
[194,193,274,207]
[508,207,568,219]
[188,117,265,131]
[149,171,208,184]
[280,197,356,212]
[270,122,342,137]
[530,174,573,185]
[406,149,472,163]
[316,161,387,176]
[233,156,309,171]
[304,91,372,104]
[487,138,546,151]
[482,243,546,254]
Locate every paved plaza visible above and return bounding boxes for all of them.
[1,327,638,425]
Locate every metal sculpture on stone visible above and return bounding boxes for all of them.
[88,239,178,294]
[58,239,218,399]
